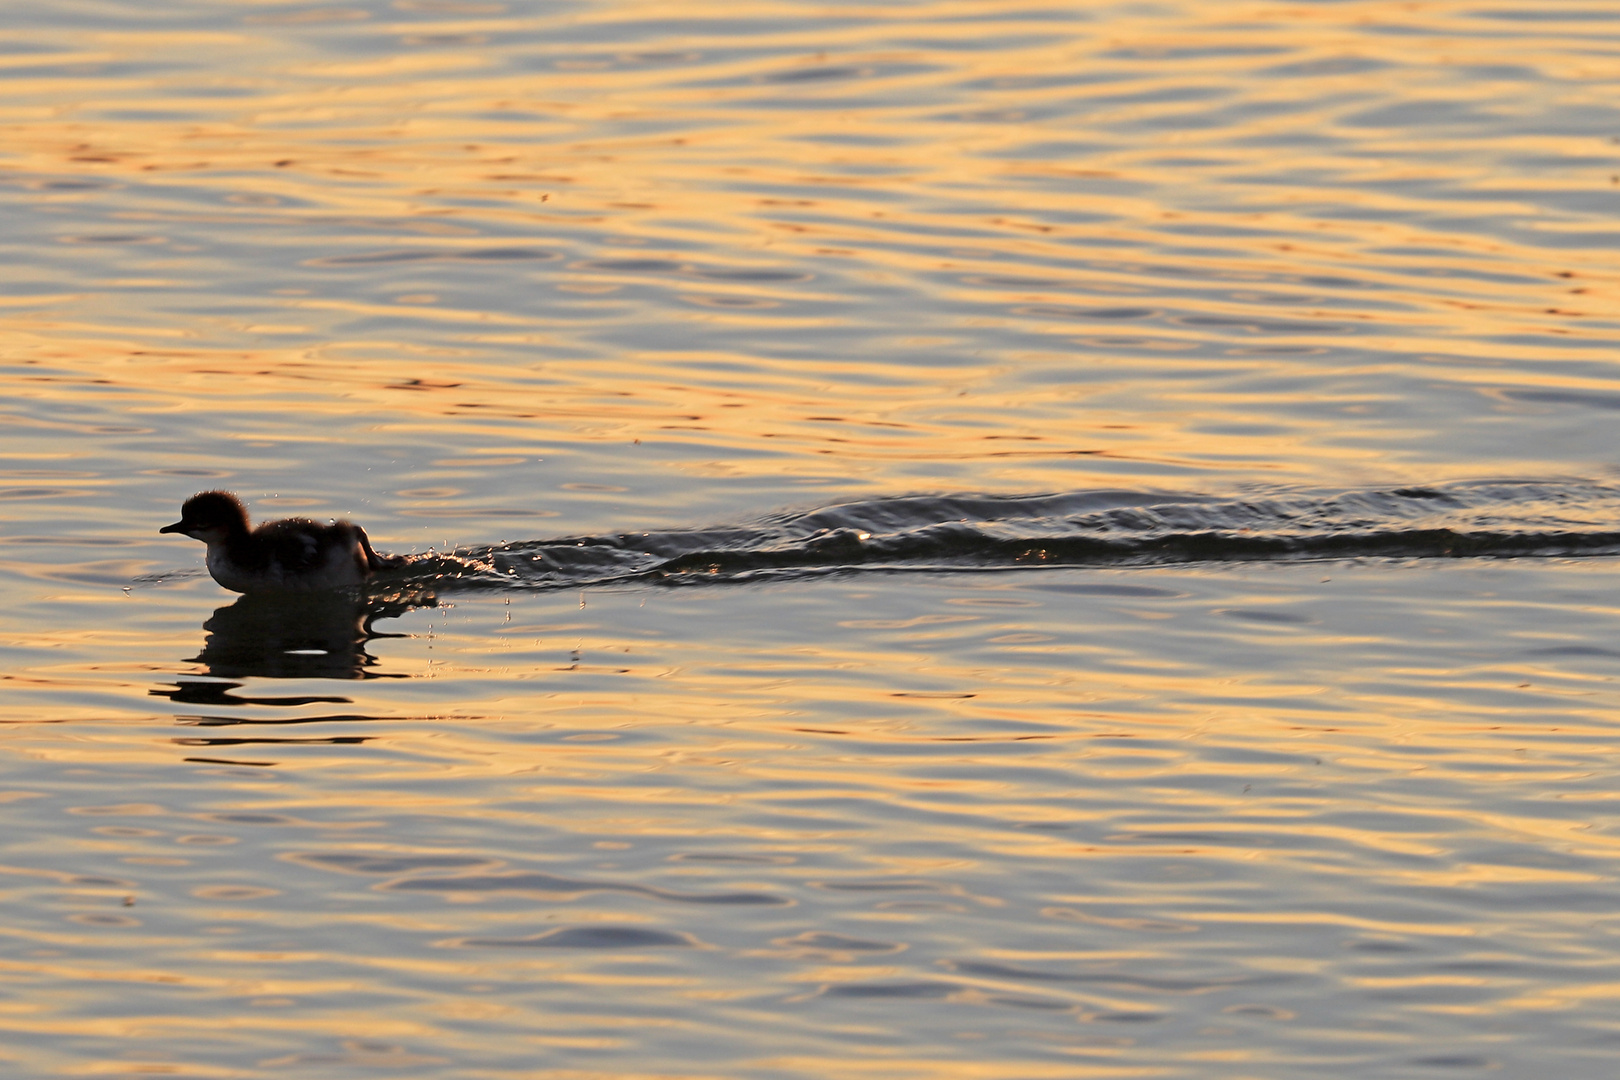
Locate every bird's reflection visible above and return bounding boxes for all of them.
[179,589,433,681]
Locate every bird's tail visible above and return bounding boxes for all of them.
[356,526,407,572]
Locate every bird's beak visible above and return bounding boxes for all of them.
[159,520,188,535]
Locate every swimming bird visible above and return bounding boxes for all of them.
[160,491,402,593]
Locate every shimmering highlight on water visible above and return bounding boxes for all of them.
[6,1,1620,1077]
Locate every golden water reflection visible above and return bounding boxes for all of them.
[7,0,1620,1075]
[3,561,1620,1075]
[9,1,1620,554]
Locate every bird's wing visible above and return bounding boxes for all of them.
[261,520,328,573]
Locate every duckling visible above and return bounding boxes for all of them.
[160,491,402,593]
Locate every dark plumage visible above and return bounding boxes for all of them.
[160,491,401,593]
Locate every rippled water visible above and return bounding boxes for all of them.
[6,1,1620,1076]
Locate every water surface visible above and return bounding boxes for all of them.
[5,1,1620,1076]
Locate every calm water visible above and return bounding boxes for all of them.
[5,1,1620,1076]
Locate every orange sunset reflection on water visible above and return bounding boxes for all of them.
[5,1,1620,1077]
[7,0,1620,516]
